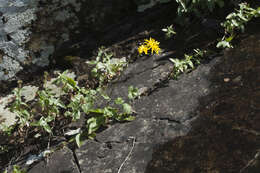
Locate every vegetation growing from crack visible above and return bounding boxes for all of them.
[1,1,259,171]
[162,25,176,39]
[87,47,127,86]
[0,47,136,163]
[53,70,135,147]
[217,3,260,48]
[169,49,208,79]
[163,1,259,49]
[3,165,26,173]
[175,0,225,17]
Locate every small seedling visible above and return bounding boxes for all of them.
[162,25,176,39]
[170,49,207,79]
[87,47,127,86]
[128,86,139,100]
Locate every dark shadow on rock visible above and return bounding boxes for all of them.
[144,22,260,173]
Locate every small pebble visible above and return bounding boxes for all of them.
[224,78,230,82]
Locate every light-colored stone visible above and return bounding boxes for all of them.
[21,85,38,102]
[44,71,76,97]
[0,0,137,81]
[0,70,75,128]
[0,94,17,128]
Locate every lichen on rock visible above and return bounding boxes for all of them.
[0,0,137,81]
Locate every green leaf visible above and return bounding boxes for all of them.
[128,86,139,100]
[91,68,98,77]
[122,103,132,114]
[67,77,77,87]
[216,40,233,48]
[103,107,117,118]
[123,115,136,121]
[89,108,104,114]
[88,133,96,140]
[72,110,81,120]
[37,117,52,134]
[13,165,26,173]
[64,111,72,117]
[87,116,105,134]
[115,97,124,105]
[81,103,92,114]
[187,60,194,69]
[226,35,234,42]
[87,60,97,65]
[97,88,110,100]
[75,133,82,148]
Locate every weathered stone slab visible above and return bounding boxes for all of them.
[144,32,260,173]
[106,54,173,101]
[133,57,221,122]
[75,53,222,172]
[28,147,80,173]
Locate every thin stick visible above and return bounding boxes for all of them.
[117,137,136,173]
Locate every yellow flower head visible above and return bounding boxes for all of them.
[138,44,148,55]
[138,37,161,55]
[144,37,161,55]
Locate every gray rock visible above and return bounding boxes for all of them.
[74,55,222,173]
[28,147,80,173]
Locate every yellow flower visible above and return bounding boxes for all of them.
[138,44,148,55]
[144,37,161,55]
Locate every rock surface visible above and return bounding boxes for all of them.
[27,29,260,173]
[144,31,260,173]
[74,53,220,173]
[28,147,80,173]
[0,0,137,81]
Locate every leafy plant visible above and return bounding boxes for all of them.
[52,70,80,93]
[87,47,127,86]
[10,87,32,129]
[162,25,176,39]
[128,86,139,100]
[30,88,65,134]
[217,3,260,48]
[175,0,225,17]
[0,123,15,136]
[170,49,207,79]
[52,70,135,146]
[3,165,27,173]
